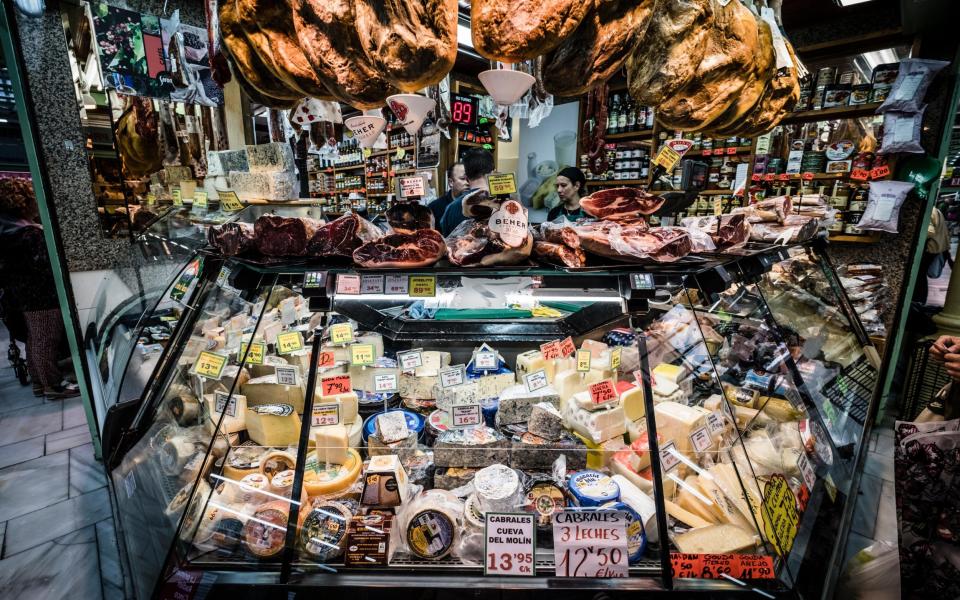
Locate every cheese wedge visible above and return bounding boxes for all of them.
[654,402,708,456]
[674,524,759,554]
[618,381,646,422]
[242,375,305,413]
[677,475,719,525]
[246,404,300,446]
[203,393,247,434]
[312,391,359,424]
[314,424,349,465]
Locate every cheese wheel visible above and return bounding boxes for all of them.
[303,448,362,497]
[223,445,265,480]
[259,450,297,481]
[299,500,353,561]
[474,464,520,513]
[242,501,290,558]
[271,469,296,495]
[568,470,619,506]
[238,472,270,503]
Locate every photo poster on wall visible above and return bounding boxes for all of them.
[91,2,222,106]
[516,101,579,212]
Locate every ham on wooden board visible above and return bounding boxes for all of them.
[353,229,446,268]
[253,215,323,256]
[445,219,533,267]
[208,222,256,256]
[580,187,664,221]
[306,212,382,257]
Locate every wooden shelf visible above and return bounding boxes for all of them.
[457,139,494,148]
[393,168,417,174]
[684,147,753,157]
[334,163,365,171]
[391,145,415,151]
[697,189,740,196]
[585,179,646,186]
[606,129,655,140]
[778,103,882,126]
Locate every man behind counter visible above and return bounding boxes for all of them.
[439,148,495,235]
[428,162,467,228]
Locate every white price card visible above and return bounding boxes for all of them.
[385,274,409,294]
[336,274,361,295]
[397,349,423,371]
[523,369,549,393]
[361,274,384,294]
[276,365,299,386]
[484,513,536,576]
[312,402,341,426]
[374,372,399,394]
[553,510,629,578]
[439,365,466,388]
[706,411,726,436]
[214,391,237,417]
[475,350,498,370]
[689,427,713,454]
[659,441,681,472]
[797,452,816,492]
[452,404,482,428]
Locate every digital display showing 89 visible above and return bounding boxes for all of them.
[451,94,478,128]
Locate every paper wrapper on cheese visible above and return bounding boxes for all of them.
[611,473,659,543]
[563,401,626,444]
[361,454,408,507]
[397,489,463,560]
[241,374,305,413]
[674,524,759,554]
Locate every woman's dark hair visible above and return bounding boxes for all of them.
[557,166,587,194]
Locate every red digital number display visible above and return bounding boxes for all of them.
[451,94,477,128]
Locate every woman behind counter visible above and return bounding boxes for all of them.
[547,167,589,222]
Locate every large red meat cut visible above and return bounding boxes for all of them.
[580,188,664,221]
[574,221,690,262]
[462,189,504,220]
[353,229,446,268]
[533,241,586,268]
[445,220,533,267]
[386,202,434,233]
[254,215,322,256]
[208,222,256,256]
[681,214,751,250]
[540,222,581,249]
[471,0,593,62]
[306,213,382,257]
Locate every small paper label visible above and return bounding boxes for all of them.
[870,165,891,179]
[475,351,498,370]
[145,193,156,205]
[524,369,549,392]
[706,412,726,436]
[329,323,354,345]
[275,365,298,386]
[488,200,529,247]
[588,380,617,405]
[214,391,237,418]
[320,375,352,397]
[851,168,871,181]
[659,441,681,472]
[385,274,409,294]
[374,372,399,393]
[397,349,423,371]
[193,190,208,209]
[633,370,645,388]
[689,427,712,453]
[892,73,924,101]
[337,274,362,295]
[540,341,561,360]
[219,190,244,212]
[713,197,723,216]
[797,452,816,492]
[439,365,466,388]
[610,347,622,371]
[576,350,592,372]
[361,274,385,294]
[409,275,436,297]
[317,351,337,368]
[172,188,183,206]
[654,144,683,171]
[351,344,375,366]
[276,331,304,355]
[240,342,265,365]
[399,176,425,198]
[452,404,482,428]
[193,351,227,379]
[312,402,341,426]
[486,172,518,196]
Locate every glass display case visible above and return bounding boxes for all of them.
[102,240,879,600]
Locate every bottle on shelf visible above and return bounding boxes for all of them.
[618,96,629,133]
[608,94,620,135]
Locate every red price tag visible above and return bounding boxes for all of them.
[801,172,814,180]
[320,374,352,397]
[797,483,811,512]
[558,336,576,358]
[588,380,617,405]
[763,173,776,182]
[670,553,776,580]
[540,340,561,360]
[850,168,870,181]
[726,147,738,155]
[751,174,762,182]
[777,173,791,181]
[870,165,891,179]
[702,149,713,156]
[317,351,336,368]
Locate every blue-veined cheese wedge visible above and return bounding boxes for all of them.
[601,500,647,563]
[567,470,620,506]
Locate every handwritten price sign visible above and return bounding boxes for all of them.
[317,351,337,368]
[320,375,352,397]
[540,340,561,360]
[240,342,265,365]
[329,323,354,345]
[409,275,436,298]
[671,553,775,580]
[553,511,629,578]
[588,379,617,404]
[484,513,535,576]
[558,336,576,357]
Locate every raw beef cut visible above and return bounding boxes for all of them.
[235,0,334,99]
[471,0,593,62]
[681,214,751,250]
[540,221,582,249]
[750,216,820,244]
[656,1,762,131]
[306,213,382,257]
[254,215,322,256]
[580,188,664,221]
[208,222,256,256]
[462,189,504,221]
[353,229,446,268]
[533,241,586,268]
[294,0,400,108]
[353,0,458,92]
[386,202,434,233]
[445,220,533,267]
[627,0,714,107]
[574,221,690,262]
[542,0,655,97]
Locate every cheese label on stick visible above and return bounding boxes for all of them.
[610,347,622,371]
[559,337,576,357]
[397,349,423,371]
[588,380,617,405]
[374,372,399,393]
[275,365,298,386]
[524,369,549,393]
[276,331,304,354]
[576,350,592,372]
[240,342,265,365]
[214,391,237,417]
[317,351,336,368]
[350,344,375,366]
[329,323,354,345]
[219,190,244,212]
[409,275,436,297]
[336,274,361,295]
[659,442,681,472]
[193,351,227,379]
[540,340,561,360]
[689,427,712,453]
[439,365,466,388]
[312,402,341,426]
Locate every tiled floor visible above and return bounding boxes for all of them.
[0,337,127,599]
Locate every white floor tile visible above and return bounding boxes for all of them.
[3,488,112,556]
[46,424,91,454]
[0,403,63,447]
[69,443,106,498]
[0,452,69,523]
[0,436,44,470]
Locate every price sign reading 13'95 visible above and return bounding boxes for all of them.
[553,510,629,578]
[484,513,535,576]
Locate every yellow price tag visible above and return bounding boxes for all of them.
[145,193,156,206]
[193,190,208,209]
[329,322,354,345]
[611,347,622,371]
[653,144,682,171]
[409,275,436,298]
[713,196,723,216]
[275,331,304,355]
[363,147,372,158]
[193,351,227,379]
[762,474,799,556]
[486,173,518,196]
[219,190,244,212]
[240,341,265,365]
[395,147,406,160]
[172,188,183,206]
[576,349,592,372]
[350,343,375,366]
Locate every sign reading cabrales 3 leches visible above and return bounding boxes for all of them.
[553,510,629,578]
[484,513,535,576]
